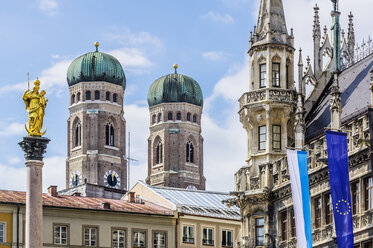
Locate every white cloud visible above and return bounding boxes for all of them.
[0,155,65,192]
[204,59,250,112]
[0,164,26,191]
[106,29,163,51]
[38,0,58,16]
[201,11,234,24]
[0,59,71,96]
[202,51,230,62]
[0,122,25,136]
[43,156,66,192]
[108,48,152,74]
[8,157,21,165]
[124,104,150,188]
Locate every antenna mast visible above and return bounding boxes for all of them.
[128,131,130,190]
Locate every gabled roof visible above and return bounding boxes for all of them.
[133,181,240,220]
[0,190,173,216]
[306,54,373,141]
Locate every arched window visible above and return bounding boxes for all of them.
[152,115,157,125]
[193,114,197,123]
[176,112,181,121]
[71,94,75,105]
[95,90,100,100]
[168,112,173,121]
[86,91,91,100]
[187,113,191,122]
[74,121,81,147]
[113,94,118,103]
[77,92,81,102]
[186,140,194,163]
[106,92,110,101]
[155,140,163,164]
[105,121,115,146]
[157,113,162,123]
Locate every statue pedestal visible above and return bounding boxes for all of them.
[19,136,50,248]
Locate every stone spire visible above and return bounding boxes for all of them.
[295,48,305,149]
[347,12,355,60]
[313,4,321,40]
[330,73,342,130]
[313,4,322,77]
[255,0,291,45]
[331,0,342,71]
[298,48,304,95]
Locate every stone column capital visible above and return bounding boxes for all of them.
[25,160,44,168]
[19,136,50,161]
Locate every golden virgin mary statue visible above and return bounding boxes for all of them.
[23,79,48,136]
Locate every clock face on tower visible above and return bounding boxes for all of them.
[70,170,81,187]
[104,170,120,189]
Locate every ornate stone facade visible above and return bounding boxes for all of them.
[230,0,373,247]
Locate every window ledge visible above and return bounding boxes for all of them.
[105,145,119,151]
[153,164,164,169]
[72,146,82,152]
[185,162,198,168]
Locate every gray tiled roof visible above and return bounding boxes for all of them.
[145,183,240,220]
[306,54,373,141]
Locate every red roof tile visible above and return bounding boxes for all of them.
[0,190,174,216]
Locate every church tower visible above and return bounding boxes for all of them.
[233,0,298,245]
[63,43,127,199]
[146,65,205,190]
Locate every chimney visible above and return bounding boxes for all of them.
[128,192,135,203]
[48,186,58,197]
[102,202,111,209]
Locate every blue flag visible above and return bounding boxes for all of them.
[326,130,354,248]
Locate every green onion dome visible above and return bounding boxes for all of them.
[67,42,126,90]
[147,65,203,107]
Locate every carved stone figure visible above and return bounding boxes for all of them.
[23,79,48,136]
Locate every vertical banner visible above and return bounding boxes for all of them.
[368,107,373,180]
[326,130,354,248]
[287,150,313,248]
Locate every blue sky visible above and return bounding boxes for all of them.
[0,0,371,192]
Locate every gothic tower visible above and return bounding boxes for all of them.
[234,0,297,245]
[63,43,127,199]
[146,65,205,190]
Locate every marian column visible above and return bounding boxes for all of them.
[19,78,50,248]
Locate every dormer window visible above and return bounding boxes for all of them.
[156,141,163,164]
[168,112,173,121]
[272,63,280,87]
[75,121,81,147]
[86,91,91,100]
[71,94,75,105]
[259,126,266,151]
[105,121,115,146]
[186,140,194,163]
[95,90,100,100]
[260,64,266,88]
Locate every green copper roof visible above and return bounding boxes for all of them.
[67,50,126,89]
[148,73,203,107]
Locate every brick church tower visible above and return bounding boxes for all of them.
[146,65,206,190]
[62,43,127,199]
